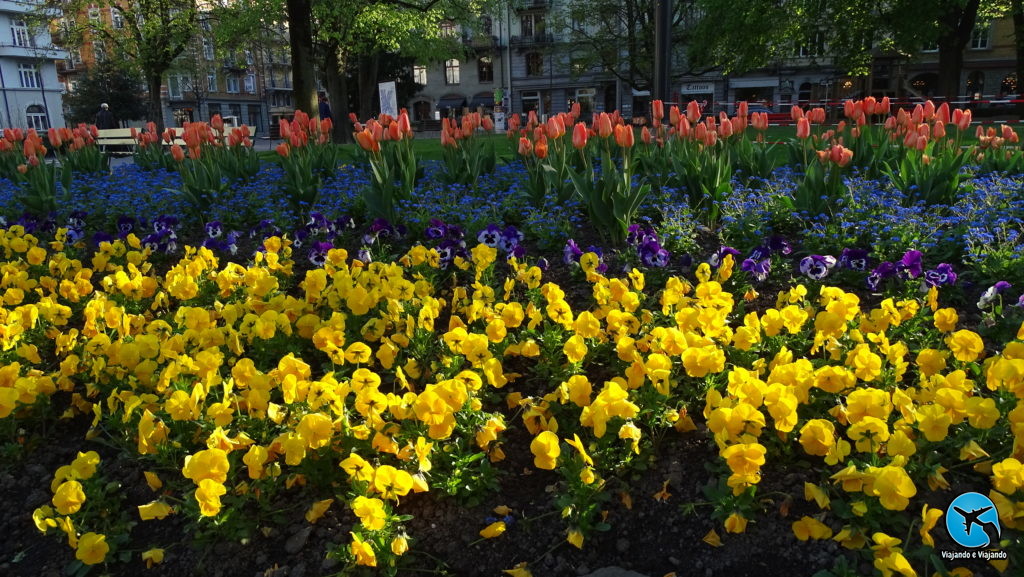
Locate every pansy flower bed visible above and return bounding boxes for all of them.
[0,104,1022,577]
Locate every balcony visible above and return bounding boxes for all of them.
[510,33,554,46]
[514,0,550,11]
[462,34,500,49]
[0,42,66,59]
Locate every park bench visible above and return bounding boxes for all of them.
[96,126,256,156]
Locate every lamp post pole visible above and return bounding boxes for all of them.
[653,0,672,104]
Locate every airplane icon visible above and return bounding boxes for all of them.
[953,506,1001,547]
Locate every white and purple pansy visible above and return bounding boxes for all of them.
[799,254,837,280]
[978,281,1012,309]
[922,263,957,287]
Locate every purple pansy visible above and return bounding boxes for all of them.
[205,221,223,239]
[308,241,334,267]
[741,258,772,282]
[563,239,583,264]
[477,224,502,247]
[708,246,741,269]
[639,239,671,268]
[897,250,924,280]
[839,248,870,271]
[867,261,897,291]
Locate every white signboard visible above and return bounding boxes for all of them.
[378,81,398,117]
[493,110,506,132]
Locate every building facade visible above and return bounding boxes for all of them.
[0,0,66,130]
[409,3,1019,123]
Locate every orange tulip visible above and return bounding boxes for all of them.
[482,115,494,131]
[211,114,224,132]
[17,163,28,174]
[686,100,701,124]
[572,122,588,149]
[275,142,290,157]
[936,102,950,126]
[47,128,62,149]
[738,100,748,118]
[388,122,401,142]
[596,113,613,138]
[355,129,380,152]
[790,105,804,122]
[796,117,811,140]
[932,122,946,140]
[547,116,565,139]
[614,124,634,148]
[652,99,664,122]
[518,136,532,156]
[641,126,652,145]
[669,105,681,126]
[170,144,185,162]
[570,101,581,119]
[956,109,972,131]
[718,118,733,138]
[535,138,549,159]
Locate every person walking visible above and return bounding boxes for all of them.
[95,103,117,129]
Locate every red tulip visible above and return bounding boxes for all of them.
[572,122,588,149]
[790,105,804,122]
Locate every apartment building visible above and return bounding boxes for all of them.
[0,0,66,130]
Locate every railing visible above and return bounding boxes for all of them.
[510,33,554,46]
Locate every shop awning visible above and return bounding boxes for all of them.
[437,96,466,110]
[468,94,495,109]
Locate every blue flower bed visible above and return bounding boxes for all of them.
[1,158,1022,299]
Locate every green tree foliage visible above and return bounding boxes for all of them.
[689,0,1001,98]
[48,0,198,132]
[64,60,147,125]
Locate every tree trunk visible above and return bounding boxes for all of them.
[287,0,318,115]
[147,71,165,133]
[324,42,352,143]
[357,52,380,120]
[935,0,981,100]
[1013,0,1024,115]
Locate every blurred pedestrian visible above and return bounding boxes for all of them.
[95,103,117,129]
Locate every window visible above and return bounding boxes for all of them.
[93,41,106,62]
[797,31,826,57]
[440,21,457,37]
[1002,73,1017,95]
[413,65,427,85]
[575,88,596,115]
[481,16,492,35]
[970,25,990,50]
[26,105,49,131]
[245,50,254,65]
[203,39,215,60]
[445,59,460,85]
[921,41,938,53]
[521,91,540,114]
[70,49,83,68]
[168,75,184,99]
[201,17,212,32]
[19,64,40,88]
[245,74,256,93]
[111,8,124,29]
[526,52,543,77]
[477,56,493,82]
[88,7,100,21]
[226,75,240,93]
[208,72,217,92]
[11,19,31,48]
[521,13,545,39]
